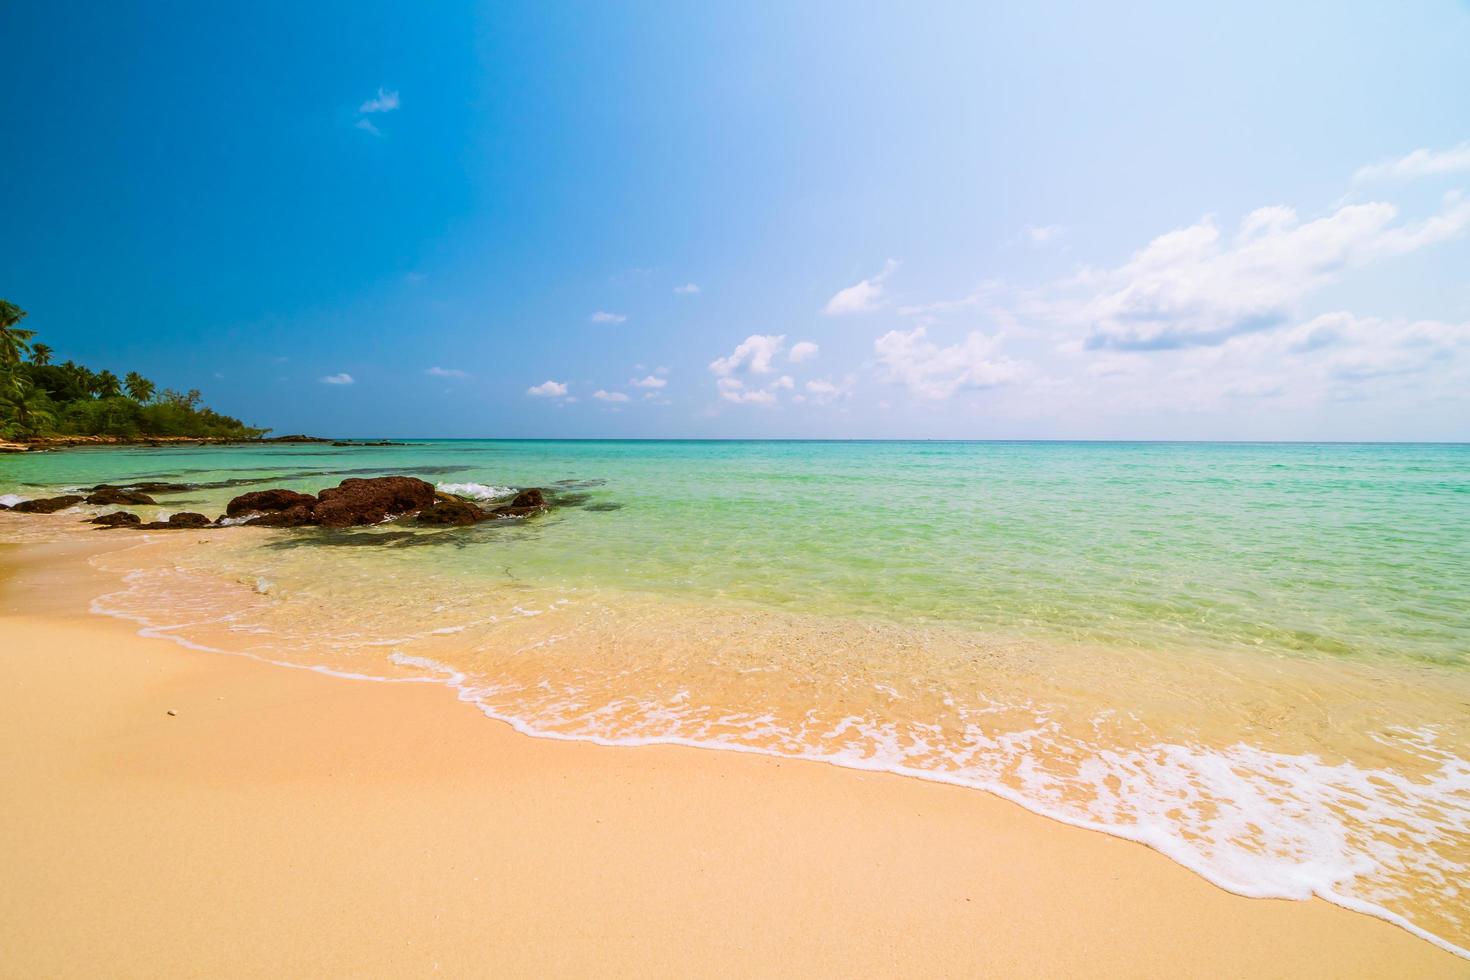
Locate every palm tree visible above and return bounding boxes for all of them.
[0,373,54,437]
[0,299,33,368]
[94,369,123,398]
[57,361,89,398]
[79,367,102,397]
[29,343,53,366]
[124,371,156,403]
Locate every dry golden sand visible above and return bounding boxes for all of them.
[0,539,1463,978]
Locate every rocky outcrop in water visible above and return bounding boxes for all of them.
[5,474,572,534]
[243,505,316,528]
[488,488,549,518]
[91,511,142,527]
[137,512,213,530]
[223,476,444,528]
[414,494,490,526]
[11,495,85,513]
[90,481,192,495]
[85,488,157,506]
[309,476,438,528]
[225,489,316,518]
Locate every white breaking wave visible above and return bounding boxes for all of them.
[437,482,516,502]
[0,494,29,507]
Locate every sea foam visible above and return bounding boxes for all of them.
[437,482,516,501]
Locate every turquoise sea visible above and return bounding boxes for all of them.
[4,440,1469,953]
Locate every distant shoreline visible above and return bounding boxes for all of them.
[5,435,1468,455]
[0,434,334,454]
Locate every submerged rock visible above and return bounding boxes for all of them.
[225,488,316,518]
[85,488,157,506]
[311,476,437,528]
[91,511,142,527]
[137,512,213,530]
[90,482,192,495]
[487,487,550,519]
[243,505,316,528]
[11,495,85,514]
[414,494,489,526]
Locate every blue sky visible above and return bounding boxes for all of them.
[3,1,1469,439]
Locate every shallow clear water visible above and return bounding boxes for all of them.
[4,440,1469,952]
[8,439,1469,663]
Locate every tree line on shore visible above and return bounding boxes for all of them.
[0,299,266,441]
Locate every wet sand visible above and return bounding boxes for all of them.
[0,540,1463,977]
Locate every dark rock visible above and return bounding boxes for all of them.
[510,488,546,508]
[90,481,191,495]
[487,488,550,519]
[226,488,317,518]
[86,488,157,506]
[137,512,213,530]
[243,504,316,528]
[332,440,408,447]
[11,495,85,514]
[414,495,489,526]
[129,482,192,494]
[583,502,623,512]
[312,476,437,528]
[91,511,142,527]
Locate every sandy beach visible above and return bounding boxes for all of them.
[0,537,1461,978]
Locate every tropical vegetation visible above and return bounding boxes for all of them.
[0,299,267,441]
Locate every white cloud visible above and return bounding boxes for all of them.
[593,389,630,402]
[1025,225,1066,247]
[1058,196,1470,350]
[874,327,1024,400]
[674,283,701,295]
[1028,308,1470,422]
[1354,142,1470,182]
[804,376,855,405]
[823,258,899,315]
[320,373,355,385]
[359,88,400,113]
[716,378,778,405]
[631,375,667,389]
[527,380,568,397]
[353,118,382,137]
[1085,354,1148,378]
[788,340,819,363]
[590,311,627,324]
[709,334,786,376]
[1282,312,1470,383]
[426,366,467,378]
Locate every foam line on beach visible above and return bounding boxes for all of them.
[81,561,1470,961]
